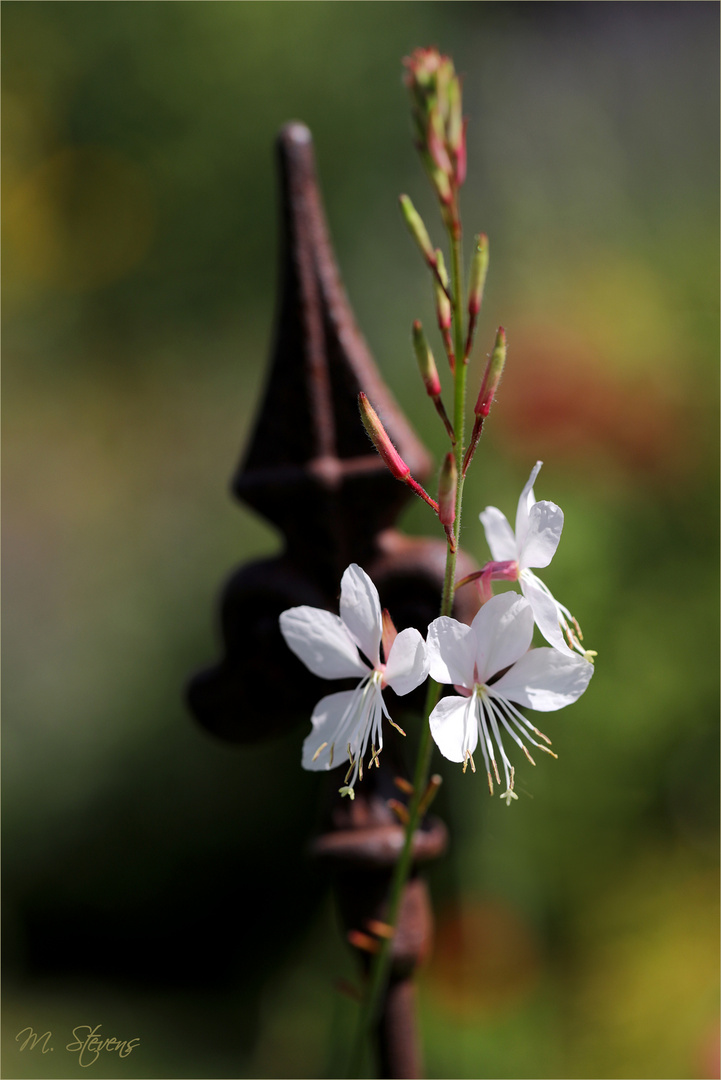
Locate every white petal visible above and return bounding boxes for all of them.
[470,592,534,683]
[518,500,563,570]
[280,606,368,680]
[427,616,476,687]
[384,627,428,696]
[301,690,360,771]
[429,694,477,763]
[515,461,543,548]
[521,573,574,655]
[339,563,382,667]
[479,506,517,562]
[492,648,593,711]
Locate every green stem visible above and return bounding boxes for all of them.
[449,218,468,569]
[345,673,441,1079]
[346,198,468,1079]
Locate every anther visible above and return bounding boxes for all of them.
[418,774,443,817]
[532,727,553,745]
[312,741,328,762]
[366,919,395,940]
[344,745,356,784]
[347,929,380,955]
[387,798,410,825]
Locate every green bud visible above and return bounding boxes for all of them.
[412,320,441,398]
[399,194,435,265]
[438,451,457,526]
[434,252,452,331]
[446,73,463,153]
[468,234,489,316]
[435,248,449,291]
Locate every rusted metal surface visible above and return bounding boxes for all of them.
[186,121,480,1077]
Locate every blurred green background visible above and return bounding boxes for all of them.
[3,2,718,1078]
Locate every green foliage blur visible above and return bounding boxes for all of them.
[3,3,718,1078]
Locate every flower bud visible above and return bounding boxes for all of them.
[474,327,506,418]
[403,47,465,192]
[435,247,449,291]
[468,234,489,317]
[399,194,435,266]
[438,451,457,526]
[434,251,452,330]
[359,393,410,480]
[412,321,441,398]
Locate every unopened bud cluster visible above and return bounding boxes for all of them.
[360,48,507,550]
[403,47,466,224]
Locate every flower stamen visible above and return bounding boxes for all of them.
[312,742,328,762]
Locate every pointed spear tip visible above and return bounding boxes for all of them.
[279,121,313,147]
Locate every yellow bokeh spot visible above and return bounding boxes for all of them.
[3,145,154,294]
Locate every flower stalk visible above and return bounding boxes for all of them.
[347,46,473,1077]
[289,45,595,1079]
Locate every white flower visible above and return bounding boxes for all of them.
[427,592,593,803]
[479,461,591,658]
[279,563,428,798]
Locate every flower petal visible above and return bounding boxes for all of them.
[339,563,383,667]
[429,694,477,763]
[492,647,593,711]
[280,606,368,680]
[427,616,477,687]
[479,506,517,562]
[518,500,563,570]
[515,461,543,548]
[520,573,574,655]
[384,627,428,696]
[301,690,360,771]
[470,592,534,683]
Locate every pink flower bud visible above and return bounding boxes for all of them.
[412,320,442,398]
[358,393,410,481]
[438,451,457,526]
[474,327,506,418]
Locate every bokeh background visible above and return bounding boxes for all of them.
[3,3,718,1078]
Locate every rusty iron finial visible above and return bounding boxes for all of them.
[187,122,478,745]
[186,122,480,1078]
